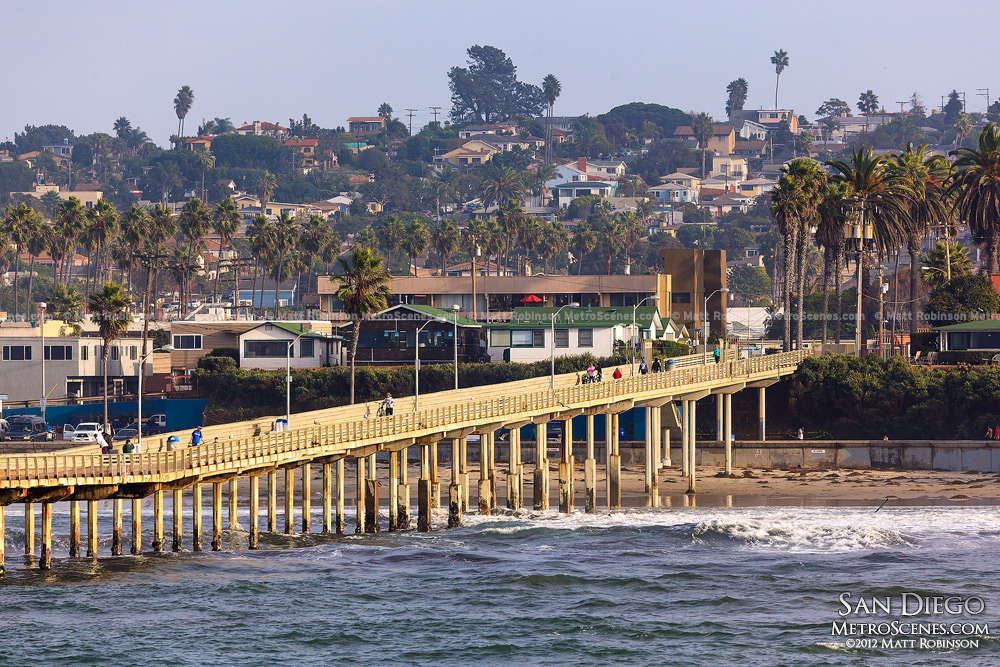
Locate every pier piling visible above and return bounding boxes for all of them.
[418,444,431,532]
[0,506,5,577]
[365,454,379,533]
[172,489,183,552]
[322,462,332,533]
[430,441,440,509]
[152,491,163,552]
[284,468,294,535]
[111,499,123,556]
[478,434,491,516]
[24,502,34,558]
[609,413,621,510]
[267,470,277,533]
[388,451,399,531]
[249,475,260,549]
[88,500,99,557]
[69,500,80,557]
[335,459,345,535]
[301,463,311,534]
[448,439,462,528]
[192,483,203,551]
[229,478,240,531]
[131,498,141,555]
[398,447,411,529]
[212,482,222,551]
[585,414,596,513]
[355,457,366,534]
[40,503,52,570]
[459,436,469,514]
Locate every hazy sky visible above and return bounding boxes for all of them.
[4,0,998,146]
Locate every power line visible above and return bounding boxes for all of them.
[405,109,418,136]
[894,101,906,113]
[429,106,442,123]
[978,88,990,112]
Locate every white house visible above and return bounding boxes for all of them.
[550,181,618,208]
[237,322,343,370]
[485,306,681,363]
[710,155,748,181]
[648,182,699,204]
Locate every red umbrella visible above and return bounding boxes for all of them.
[521,295,543,303]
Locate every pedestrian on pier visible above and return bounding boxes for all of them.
[612,368,623,380]
[639,358,648,375]
[191,427,203,446]
[651,358,661,373]
[986,427,994,440]
[713,346,721,364]
[994,426,1000,441]
[96,429,110,454]
[595,364,602,382]
[586,363,596,381]
[382,393,394,416]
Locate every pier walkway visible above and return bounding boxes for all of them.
[0,349,812,572]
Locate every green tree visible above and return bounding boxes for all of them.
[48,282,83,323]
[377,215,405,273]
[542,73,561,165]
[448,45,543,124]
[950,123,1000,272]
[725,78,748,117]
[257,171,277,212]
[770,49,789,108]
[481,164,526,208]
[335,246,392,404]
[858,89,879,114]
[815,98,851,119]
[269,212,300,317]
[2,202,41,320]
[174,85,195,139]
[431,219,460,274]
[729,265,771,305]
[924,274,1000,325]
[89,282,132,433]
[943,90,963,124]
[571,220,597,275]
[815,182,853,343]
[213,198,242,305]
[692,112,715,178]
[922,241,970,288]
[403,218,430,276]
[53,197,87,285]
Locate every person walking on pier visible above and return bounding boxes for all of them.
[612,367,623,380]
[713,346,721,364]
[987,427,994,440]
[382,393,394,416]
[97,429,111,454]
[191,427,203,446]
[586,363,596,382]
[651,358,661,373]
[639,358,648,375]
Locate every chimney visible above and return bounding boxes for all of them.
[578,157,587,173]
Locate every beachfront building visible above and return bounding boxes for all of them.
[936,320,1000,352]
[237,322,343,370]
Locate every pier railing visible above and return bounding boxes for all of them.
[0,349,811,486]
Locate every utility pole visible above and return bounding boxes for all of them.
[405,109,417,136]
[429,106,442,123]
[978,88,990,113]
[895,101,906,114]
[960,91,967,112]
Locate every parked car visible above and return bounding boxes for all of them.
[112,427,139,442]
[4,415,53,442]
[63,422,102,442]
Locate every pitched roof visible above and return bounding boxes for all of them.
[239,321,337,339]
[238,121,288,131]
[934,319,1000,331]
[373,304,480,327]
[497,306,661,328]
[284,139,318,147]
[348,116,385,123]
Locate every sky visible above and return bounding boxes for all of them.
[4,0,999,147]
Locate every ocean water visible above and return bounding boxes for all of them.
[1,503,998,666]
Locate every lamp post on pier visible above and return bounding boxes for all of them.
[703,288,729,363]
[631,295,660,375]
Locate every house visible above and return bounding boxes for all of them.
[550,180,618,208]
[336,304,485,366]
[673,125,736,155]
[0,334,152,402]
[750,109,798,134]
[237,121,289,138]
[699,194,751,218]
[561,157,626,179]
[936,320,1000,352]
[444,260,504,277]
[463,134,542,152]
[184,136,214,152]
[533,116,579,133]
[648,182,699,204]
[235,284,298,309]
[348,174,371,186]
[284,138,324,170]
[348,117,387,136]
[42,139,74,158]
[733,140,768,158]
[732,119,769,140]
[737,177,777,197]
[710,155,747,181]
[485,306,681,364]
[457,123,519,139]
[11,184,103,209]
[237,322,343,370]
[661,172,702,189]
[433,146,496,168]
[344,141,371,155]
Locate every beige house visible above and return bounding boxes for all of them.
[12,184,103,209]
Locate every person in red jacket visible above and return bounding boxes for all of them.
[612,368,623,380]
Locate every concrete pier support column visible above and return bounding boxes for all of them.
[24,503,34,558]
[192,483,202,552]
[430,441,440,509]
[365,454,379,534]
[301,464,311,534]
[663,427,671,467]
[130,499,142,555]
[69,500,80,558]
[716,395,724,443]
[111,499,123,556]
[506,429,519,510]
[0,507,5,577]
[172,489,183,552]
[585,414,597,514]
[652,407,662,471]
[448,439,462,528]
[459,436,469,514]
[267,470,277,533]
[418,445,432,532]
[88,500,99,557]
[644,407,654,496]
[558,419,572,514]
[284,468,295,535]
[211,482,223,551]
[398,447,411,529]
[687,400,697,494]
[724,393,733,476]
[355,457,366,534]
[335,459,345,535]
[322,463,332,533]
[609,413,621,510]
[249,475,260,549]
[228,478,240,532]
[758,386,767,441]
[681,401,690,478]
[40,503,52,570]
[388,451,399,531]
[533,420,548,510]
[605,415,613,508]
[487,433,498,511]
[478,435,491,516]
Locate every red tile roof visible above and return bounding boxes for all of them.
[348,174,371,184]
[348,117,385,123]
[284,139,319,147]
[237,122,288,131]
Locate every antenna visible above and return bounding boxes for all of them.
[429,106,442,123]
[894,101,906,113]
[405,109,418,136]
[978,88,991,113]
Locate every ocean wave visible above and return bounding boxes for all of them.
[692,518,911,552]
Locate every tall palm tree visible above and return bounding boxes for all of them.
[53,197,86,286]
[463,218,486,319]
[403,218,430,276]
[950,123,1000,273]
[213,198,242,308]
[299,214,337,293]
[88,198,120,286]
[542,74,561,165]
[335,246,392,404]
[257,171,277,213]
[770,49,789,109]
[269,211,300,318]
[48,282,83,324]
[815,182,853,343]
[692,113,715,178]
[616,211,645,275]
[431,219,460,274]
[779,158,827,349]
[3,203,41,321]
[895,144,953,336]
[174,85,195,139]
[598,217,624,275]
[196,148,215,201]
[770,176,804,350]
[24,211,49,314]
[539,221,568,274]
[481,165,526,209]
[247,215,274,318]
[571,220,597,275]
[89,282,132,434]
[377,215,405,273]
[113,116,132,141]
[533,164,558,206]
[178,198,213,317]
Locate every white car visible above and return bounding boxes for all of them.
[63,422,102,442]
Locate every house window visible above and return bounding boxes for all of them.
[579,329,594,347]
[44,345,73,361]
[511,330,540,348]
[172,334,203,350]
[245,341,290,358]
[131,346,138,360]
[674,292,691,303]
[300,339,315,357]
[555,329,569,348]
[491,330,511,347]
[111,346,119,361]
[81,346,88,361]
[2,345,31,361]
[533,330,544,347]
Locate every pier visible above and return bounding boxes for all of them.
[0,350,809,573]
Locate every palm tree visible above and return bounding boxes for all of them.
[463,219,485,319]
[113,116,132,140]
[571,220,597,275]
[857,89,879,115]
[335,246,392,404]
[431,219,460,274]
[895,144,953,336]
[779,158,827,349]
[428,181,453,220]
[403,218,430,276]
[213,198,242,307]
[726,78,749,118]
[89,282,132,434]
[87,198,119,286]
[542,74,561,165]
[770,49,789,109]
[24,211,48,314]
[616,211,645,275]
[269,211,300,318]
[257,171,277,213]
[950,124,1000,273]
[481,165,526,209]
[3,203,41,321]
[48,282,83,324]
[770,176,804,350]
[539,221,568,274]
[815,182,853,343]
[692,113,715,178]
[247,215,275,317]
[178,198,213,316]
[598,217,624,275]
[196,148,215,201]
[533,164,558,206]
[299,214,336,292]
[378,215,406,273]
[213,117,235,134]
[174,85,195,139]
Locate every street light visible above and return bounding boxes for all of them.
[286,332,308,427]
[38,302,47,422]
[137,343,172,453]
[703,288,729,363]
[415,317,448,411]
[631,295,660,375]
[550,302,580,390]
[451,304,461,390]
